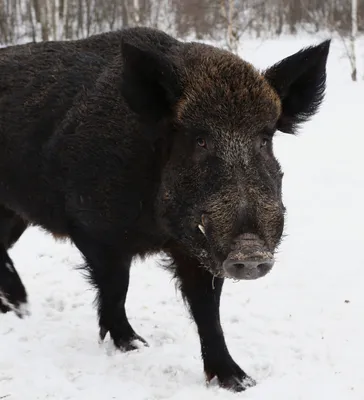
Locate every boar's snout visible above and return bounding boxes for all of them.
[222,233,275,280]
[223,258,274,280]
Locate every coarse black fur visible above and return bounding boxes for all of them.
[0,27,330,391]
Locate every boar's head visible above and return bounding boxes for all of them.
[121,35,330,280]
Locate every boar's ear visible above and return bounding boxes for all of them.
[121,39,183,122]
[263,40,330,134]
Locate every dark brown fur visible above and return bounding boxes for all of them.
[0,27,330,391]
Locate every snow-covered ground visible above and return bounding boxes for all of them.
[1,35,364,400]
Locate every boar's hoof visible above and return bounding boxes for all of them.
[219,374,256,392]
[0,283,30,319]
[116,333,150,352]
[99,326,149,352]
[0,293,30,319]
[0,263,30,318]
[206,362,256,392]
[0,300,10,314]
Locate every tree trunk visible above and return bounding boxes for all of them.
[120,0,128,28]
[350,0,358,81]
[27,0,37,42]
[52,0,58,40]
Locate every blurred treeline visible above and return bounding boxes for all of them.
[0,0,362,46]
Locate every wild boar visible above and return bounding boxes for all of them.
[0,27,330,391]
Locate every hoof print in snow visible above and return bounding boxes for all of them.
[45,297,65,313]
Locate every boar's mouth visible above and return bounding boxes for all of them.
[223,233,275,280]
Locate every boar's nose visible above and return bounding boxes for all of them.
[222,258,275,280]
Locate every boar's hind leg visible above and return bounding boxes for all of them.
[171,250,256,392]
[70,227,148,351]
[0,207,29,318]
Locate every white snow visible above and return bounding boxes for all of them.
[1,35,364,399]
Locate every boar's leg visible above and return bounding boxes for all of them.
[171,250,256,392]
[0,207,29,318]
[70,227,148,351]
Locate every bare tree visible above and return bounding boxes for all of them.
[349,0,358,80]
[220,0,235,52]
[300,0,361,81]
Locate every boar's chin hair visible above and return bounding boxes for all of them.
[156,251,224,281]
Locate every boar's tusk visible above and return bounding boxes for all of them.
[198,224,206,236]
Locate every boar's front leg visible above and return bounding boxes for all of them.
[70,227,148,351]
[0,208,29,318]
[171,249,256,392]
[0,245,29,318]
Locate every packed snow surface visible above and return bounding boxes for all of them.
[1,34,364,399]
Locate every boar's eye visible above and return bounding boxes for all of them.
[196,137,207,149]
[260,136,271,148]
